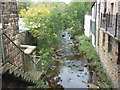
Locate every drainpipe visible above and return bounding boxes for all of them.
[0,30,4,62]
[94,0,97,47]
[0,11,5,62]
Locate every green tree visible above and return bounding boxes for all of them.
[19,2,93,66]
[19,3,65,60]
[63,2,93,35]
[17,2,32,13]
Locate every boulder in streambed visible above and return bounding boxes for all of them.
[67,41,74,45]
[77,75,80,77]
[72,64,76,66]
[83,63,92,67]
[75,65,79,67]
[70,36,74,39]
[62,34,65,37]
[68,65,71,67]
[56,60,64,64]
[83,64,88,67]
[78,67,84,71]
[84,72,88,75]
[88,84,99,88]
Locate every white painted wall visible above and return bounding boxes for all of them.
[84,14,92,37]
[0,23,2,29]
[91,4,96,47]
[92,33,96,47]
[19,18,29,33]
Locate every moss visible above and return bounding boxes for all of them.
[76,35,112,88]
[33,80,50,88]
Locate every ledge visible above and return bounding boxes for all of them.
[20,45,36,55]
[100,28,120,42]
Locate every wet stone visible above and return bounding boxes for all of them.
[80,72,82,74]
[75,65,79,67]
[88,84,99,88]
[72,64,76,66]
[67,79,72,82]
[42,31,98,88]
[77,75,80,77]
[82,81,87,83]
[62,35,65,37]
[84,72,87,75]
[78,68,84,71]
[83,64,88,67]
[68,65,71,67]
[70,37,74,39]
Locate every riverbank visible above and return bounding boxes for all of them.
[75,35,112,88]
[34,33,112,88]
[35,31,103,88]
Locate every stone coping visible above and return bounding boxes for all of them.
[20,45,36,55]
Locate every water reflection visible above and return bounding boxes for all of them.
[43,31,98,88]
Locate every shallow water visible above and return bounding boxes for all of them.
[43,31,98,88]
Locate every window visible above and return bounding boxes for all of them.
[103,1,107,17]
[102,33,105,46]
[109,3,114,27]
[108,35,112,52]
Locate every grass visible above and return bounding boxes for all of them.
[76,35,112,88]
[33,80,50,88]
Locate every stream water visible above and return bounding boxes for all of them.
[42,31,98,88]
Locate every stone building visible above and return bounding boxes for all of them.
[0,1,42,88]
[93,0,120,88]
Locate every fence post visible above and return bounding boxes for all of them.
[114,13,118,37]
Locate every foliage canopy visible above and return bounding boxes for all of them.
[19,2,92,62]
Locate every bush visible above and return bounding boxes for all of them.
[33,80,50,88]
[76,35,112,88]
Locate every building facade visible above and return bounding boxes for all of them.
[0,1,41,88]
[84,13,92,37]
[94,0,120,88]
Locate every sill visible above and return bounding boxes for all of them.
[100,27,120,42]
[20,45,36,55]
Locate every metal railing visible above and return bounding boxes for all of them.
[100,13,120,39]
[0,31,53,80]
[0,32,45,75]
[30,55,52,72]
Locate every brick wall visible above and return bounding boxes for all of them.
[95,0,120,88]
[0,1,24,68]
[96,29,120,88]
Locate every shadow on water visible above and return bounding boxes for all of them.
[42,31,98,88]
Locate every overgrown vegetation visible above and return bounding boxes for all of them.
[19,2,92,67]
[76,35,112,88]
[19,2,93,88]
[17,2,33,13]
[32,80,50,88]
